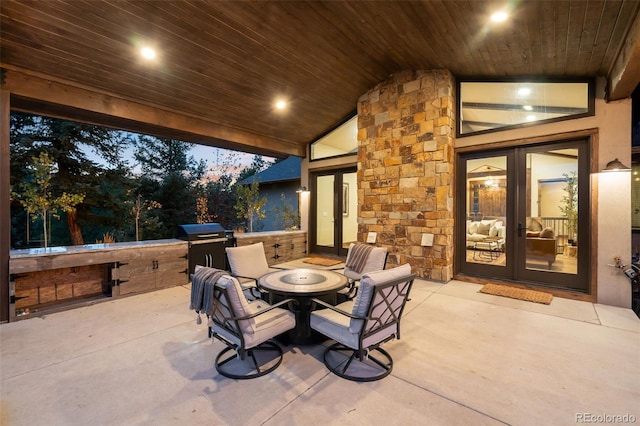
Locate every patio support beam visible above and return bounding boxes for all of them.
[1,68,304,158]
[608,14,640,101]
[1,88,9,322]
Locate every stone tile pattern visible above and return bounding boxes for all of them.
[357,70,454,281]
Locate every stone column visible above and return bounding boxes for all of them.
[357,70,455,281]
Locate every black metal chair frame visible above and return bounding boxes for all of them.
[312,273,415,382]
[210,282,294,380]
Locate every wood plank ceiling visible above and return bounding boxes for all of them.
[1,0,639,158]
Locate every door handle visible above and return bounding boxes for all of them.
[517,223,528,237]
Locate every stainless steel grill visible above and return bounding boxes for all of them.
[176,223,235,275]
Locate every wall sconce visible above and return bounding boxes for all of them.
[602,158,630,172]
[296,186,307,193]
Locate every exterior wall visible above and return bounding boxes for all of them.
[458,78,632,308]
[356,70,455,281]
[303,74,631,308]
[254,182,299,232]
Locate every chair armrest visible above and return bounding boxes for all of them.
[231,298,295,321]
[229,273,257,282]
[310,298,366,320]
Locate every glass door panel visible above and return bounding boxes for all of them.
[341,172,358,251]
[315,175,335,249]
[516,141,588,291]
[523,150,577,275]
[465,155,508,267]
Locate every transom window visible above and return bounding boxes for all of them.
[458,80,594,136]
[310,116,358,161]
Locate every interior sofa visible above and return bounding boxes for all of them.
[525,218,557,270]
[466,218,506,252]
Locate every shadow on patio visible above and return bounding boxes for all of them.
[1,275,638,425]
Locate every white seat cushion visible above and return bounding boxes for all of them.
[226,242,275,280]
[351,264,411,332]
[212,275,295,349]
[310,264,412,349]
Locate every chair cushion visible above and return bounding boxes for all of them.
[216,275,254,333]
[214,275,295,345]
[309,300,358,348]
[226,242,271,279]
[343,243,388,280]
[350,263,411,332]
[242,306,295,349]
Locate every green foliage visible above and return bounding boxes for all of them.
[560,171,578,241]
[9,113,276,247]
[10,112,131,245]
[272,193,299,230]
[134,136,206,182]
[234,181,267,232]
[12,152,85,247]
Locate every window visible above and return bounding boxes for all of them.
[458,80,594,137]
[310,116,358,161]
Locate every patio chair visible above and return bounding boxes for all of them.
[208,272,296,379]
[309,264,415,382]
[225,242,282,299]
[338,243,388,301]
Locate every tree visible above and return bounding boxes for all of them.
[236,155,271,182]
[134,136,206,236]
[13,152,85,248]
[560,171,578,243]
[126,191,162,241]
[134,136,206,181]
[234,181,267,232]
[10,112,131,245]
[272,193,299,230]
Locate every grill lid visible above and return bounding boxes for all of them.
[176,223,226,241]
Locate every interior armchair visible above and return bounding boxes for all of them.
[309,264,415,382]
[338,242,388,301]
[225,242,282,299]
[206,271,296,379]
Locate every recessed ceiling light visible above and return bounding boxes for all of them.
[490,11,508,22]
[140,47,156,60]
[275,100,287,110]
[523,105,533,111]
[518,87,531,96]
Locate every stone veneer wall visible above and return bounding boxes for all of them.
[357,70,455,281]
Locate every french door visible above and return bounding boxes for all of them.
[310,168,357,257]
[456,139,590,292]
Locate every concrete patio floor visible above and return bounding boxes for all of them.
[1,278,639,426]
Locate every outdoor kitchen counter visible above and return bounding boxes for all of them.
[9,239,189,317]
[9,239,187,274]
[234,230,307,266]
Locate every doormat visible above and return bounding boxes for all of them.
[479,284,553,305]
[303,257,343,267]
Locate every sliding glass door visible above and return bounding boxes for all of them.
[457,139,590,292]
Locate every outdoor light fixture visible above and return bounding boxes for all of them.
[602,158,630,172]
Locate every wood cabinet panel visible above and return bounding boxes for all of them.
[112,244,188,296]
[10,240,189,316]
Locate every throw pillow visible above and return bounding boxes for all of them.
[539,227,555,239]
[468,221,480,234]
[478,222,491,235]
